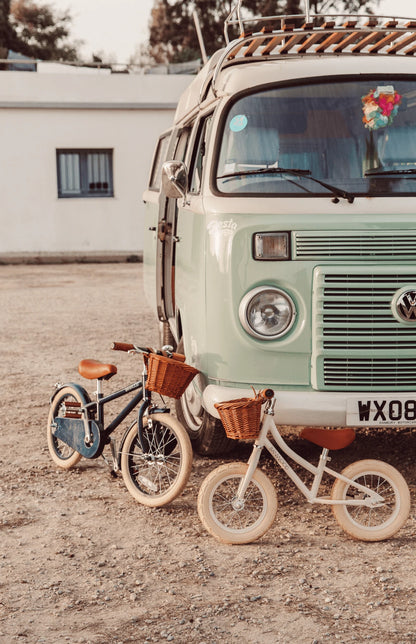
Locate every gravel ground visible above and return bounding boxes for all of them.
[0,263,415,644]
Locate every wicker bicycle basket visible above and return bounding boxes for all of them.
[214,392,263,440]
[145,352,199,399]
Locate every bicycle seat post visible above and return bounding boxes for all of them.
[95,378,104,401]
[310,447,330,499]
[93,378,105,433]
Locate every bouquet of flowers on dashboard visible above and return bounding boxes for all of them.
[362,85,402,130]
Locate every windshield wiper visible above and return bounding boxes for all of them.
[365,168,416,177]
[217,167,355,203]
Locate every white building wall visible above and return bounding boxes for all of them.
[0,71,192,259]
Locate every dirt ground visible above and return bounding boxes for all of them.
[0,263,415,644]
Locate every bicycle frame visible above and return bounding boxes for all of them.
[237,402,384,508]
[54,363,170,462]
[86,378,144,440]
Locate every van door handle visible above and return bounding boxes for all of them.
[148,226,156,231]
[173,236,180,243]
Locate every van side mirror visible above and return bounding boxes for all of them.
[162,161,188,203]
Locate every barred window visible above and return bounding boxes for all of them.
[57,149,114,198]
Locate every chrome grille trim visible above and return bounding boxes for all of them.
[294,232,416,260]
[313,266,416,390]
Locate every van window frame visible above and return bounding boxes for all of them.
[148,131,172,191]
[210,73,416,199]
[188,113,213,195]
[173,126,192,164]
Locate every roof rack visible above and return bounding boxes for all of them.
[223,0,416,43]
[208,3,416,97]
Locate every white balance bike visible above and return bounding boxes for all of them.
[198,389,411,544]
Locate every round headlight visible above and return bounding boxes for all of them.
[239,287,296,340]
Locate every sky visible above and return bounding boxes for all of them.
[50,0,416,64]
[50,0,155,63]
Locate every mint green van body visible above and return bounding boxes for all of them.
[143,13,416,454]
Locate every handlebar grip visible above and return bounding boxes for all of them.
[111,343,186,362]
[164,351,186,362]
[111,342,136,352]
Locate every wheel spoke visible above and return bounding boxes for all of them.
[343,471,398,530]
[125,427,183,496]
[211,477,265,531]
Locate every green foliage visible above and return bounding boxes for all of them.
[1,0,81,61]
[0,0,18,55]
[148,0,378,64]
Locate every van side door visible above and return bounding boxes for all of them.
[156,126,191,330]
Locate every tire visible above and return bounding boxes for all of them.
[331,459,410,541]
[47,386,83,469]
[160,321,176,349]
[120,413,193,507]
[175,339,234,456]
[197,462,277,544]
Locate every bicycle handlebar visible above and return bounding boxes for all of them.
[111,342,186,362]
[111,342,140,352]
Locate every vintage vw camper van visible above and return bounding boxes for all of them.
[143,4,416,455]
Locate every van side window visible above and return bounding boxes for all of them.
[173,127,191,163]
[149,133,170,190]
[189,116,212,194]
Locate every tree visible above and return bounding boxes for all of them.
[309,0,376,11]
[5,0,81,61]
[0,0,19,57]
[148,0,379,64]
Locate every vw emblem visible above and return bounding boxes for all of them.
[394,288,416,322]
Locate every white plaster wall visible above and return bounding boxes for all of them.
[0,71,192,256]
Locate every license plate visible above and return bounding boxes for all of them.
[346,396,416,426]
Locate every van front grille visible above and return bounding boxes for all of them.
[313,267,416,390]
[294,232,416,260]
[323,357,416,388]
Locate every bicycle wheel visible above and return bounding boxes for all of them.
[331,459,410,541]
[120,413,193,507]
[197,462,277,544]
[47,386,83,469]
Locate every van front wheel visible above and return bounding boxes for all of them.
[175,339,234,456]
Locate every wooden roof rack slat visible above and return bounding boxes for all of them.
[226,32,253,60]
[350,31,383,52]
[278,22,313,54]
[261,23,294,55]
[297,21,335,54]
[315,20,357,53]
[404,41,416,55]
[350,21,395,53]
[332,29,362,52]
[243,26,273,56]
[331,17,376,52]
[368,28,401,54]
[387,22,416,53]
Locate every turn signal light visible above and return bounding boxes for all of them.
[253,232,290,260]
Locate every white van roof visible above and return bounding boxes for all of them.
[174,14,416,124]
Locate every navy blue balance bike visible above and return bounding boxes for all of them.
[47,343,195,507]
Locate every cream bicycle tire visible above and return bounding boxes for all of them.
[198,462,277,544]
[121,413,193,507]
[47,386,83,469]
[331,459,410,541]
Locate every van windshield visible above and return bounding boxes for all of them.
[216,78,416,197]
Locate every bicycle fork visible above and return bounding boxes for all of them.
[235,413,275,503]
[235,443,264,506]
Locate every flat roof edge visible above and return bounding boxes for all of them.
[0,101,178,110]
